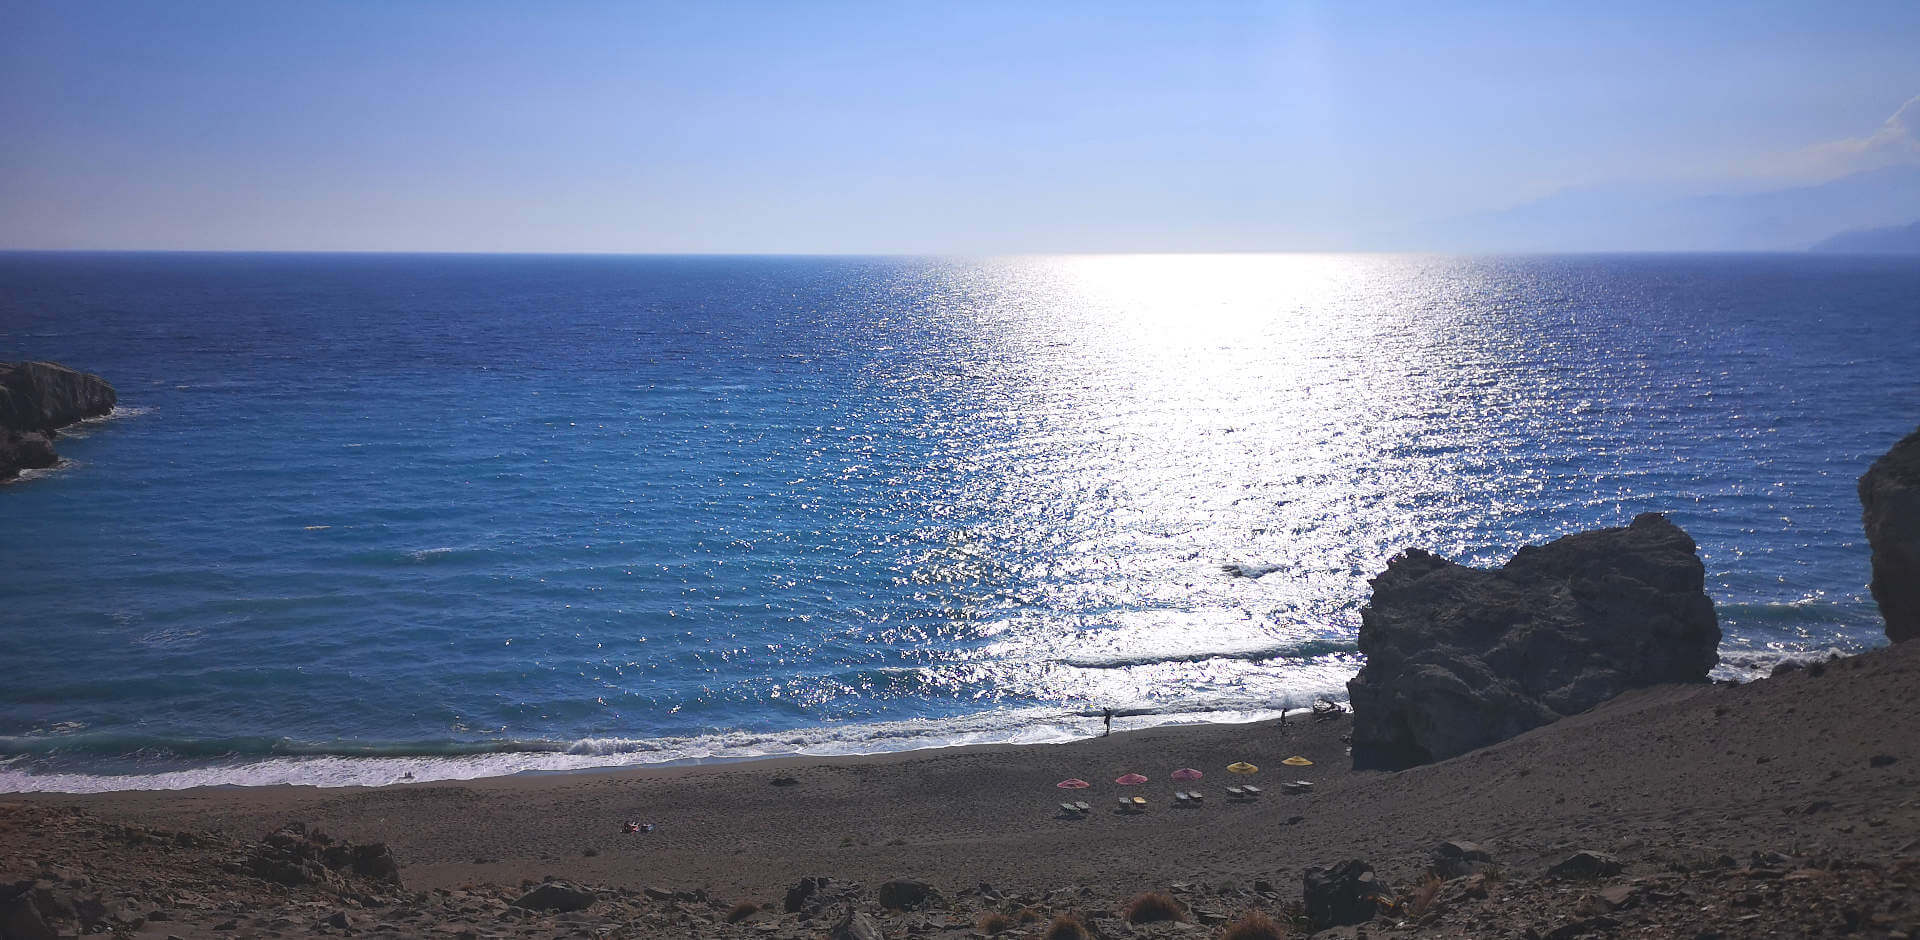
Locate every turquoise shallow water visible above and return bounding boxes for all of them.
[0,252,1913,790]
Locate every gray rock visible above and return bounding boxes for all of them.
[1303,860,1382,928]
[1349,514,1719,769]
[831,907,885,940]
[1860,426,1920,643]
[2,888,58,940]
[1433,840,1494,878]
[876,878,936,911]
[511,882,595,913]
[1548,850,1624,880]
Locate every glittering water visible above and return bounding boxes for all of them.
[1,252,1913,790]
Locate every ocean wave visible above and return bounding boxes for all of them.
[0,700,1312,793]
[1057,638,1358,670]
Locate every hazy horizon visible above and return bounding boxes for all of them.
[4,1,1918,253]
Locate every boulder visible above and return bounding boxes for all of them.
[1548,850,1624,880]
[1302,860,1382,928]
[1859,426,1920,643]
[1432,840,1494,878]
[511,882,595,913]
[831,908,886,940]
[1348,513,1719,770]
[876,878,936,911]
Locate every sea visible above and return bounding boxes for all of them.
[1,252,1914,792]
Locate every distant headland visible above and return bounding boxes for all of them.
[0,361,117,481]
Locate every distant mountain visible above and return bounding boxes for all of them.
[1401,164,1920,252]
[1810,220,1920,253]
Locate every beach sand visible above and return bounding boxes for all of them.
[6,640,1919,937]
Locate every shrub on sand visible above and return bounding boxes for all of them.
[1044,914,1092,940]
[724,901,759,923]
[1394,871,1445,919]
[1219,910,1287,940]
[1124,891,1187,924]
[977,911,1014,934]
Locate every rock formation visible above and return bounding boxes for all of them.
[1348,513,1719,770]
[1859,426,1920,643]
[0,361,117,480]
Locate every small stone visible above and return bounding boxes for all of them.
[326,911,353,929]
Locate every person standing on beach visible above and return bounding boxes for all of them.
[1103,708,1113,736]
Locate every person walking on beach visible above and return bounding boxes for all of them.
[1103,708,1113,737]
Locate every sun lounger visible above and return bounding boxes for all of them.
[1282,780,1313,793]
[1060,801,1083,813]
[1186,790,1203,802]
[1173,792,1190,803]
[1225,786,1245,798]
[1241,784,1262,796]
[1074,801,1091,812]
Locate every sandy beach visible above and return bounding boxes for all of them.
[6,639,1918,937]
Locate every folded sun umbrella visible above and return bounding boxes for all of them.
[1115,773,1150,785]
[1056,778,1092,789]
[1282,756,1314,766]
[1171,768,1204,781]
[1226,761,1259,775]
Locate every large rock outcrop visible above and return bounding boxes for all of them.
[0,361,116,480]
[1860,426,1920,643]
[1349,513,1719,770]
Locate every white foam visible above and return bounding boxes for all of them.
[0,702,1308,793]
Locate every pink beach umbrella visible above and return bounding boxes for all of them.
[1056,778,1091,789]
[1171,768,1204,781]
[1115,773,1150,786]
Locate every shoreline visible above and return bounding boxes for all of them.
[0,702,1309,794]
[8,641,1917,931]
[0,632,1866,795]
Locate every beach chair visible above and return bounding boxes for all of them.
[1241,784,1263,797]
[1060,801,1083,814]
[1187,790,1204,803]
[1282,780,1313,794]
[1116,796,1136,812]
[1173,792,1190,804]
[1074,801,1091,813]
[1225,786,1245,798]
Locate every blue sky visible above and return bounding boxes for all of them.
[3,0,1918,252]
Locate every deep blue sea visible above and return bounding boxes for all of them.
[1,252,1915,791]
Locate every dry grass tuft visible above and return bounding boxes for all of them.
[1043,914,1092,940]
[724,901,759,923]
[1395,871,1446,919]
[977,911,1014,934]
[1218,910,1288,940]
[1124,891,1187,924]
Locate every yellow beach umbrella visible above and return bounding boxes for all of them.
[1226,761,1258,775]
[1282,756,1313,766]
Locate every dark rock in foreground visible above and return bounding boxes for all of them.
[1302,859,1382,928]
[512,881,596,913]
[0,361,117,481]
[1860,425,1920,643]
[1349,513,1719,770]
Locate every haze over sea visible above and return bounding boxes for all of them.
[1,251,1913,792]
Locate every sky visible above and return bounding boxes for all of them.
[3,0,1919,253]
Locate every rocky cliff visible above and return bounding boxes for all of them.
[1348,513,1720,770]
[0,361,118,480]
[1860,426,1920,643]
